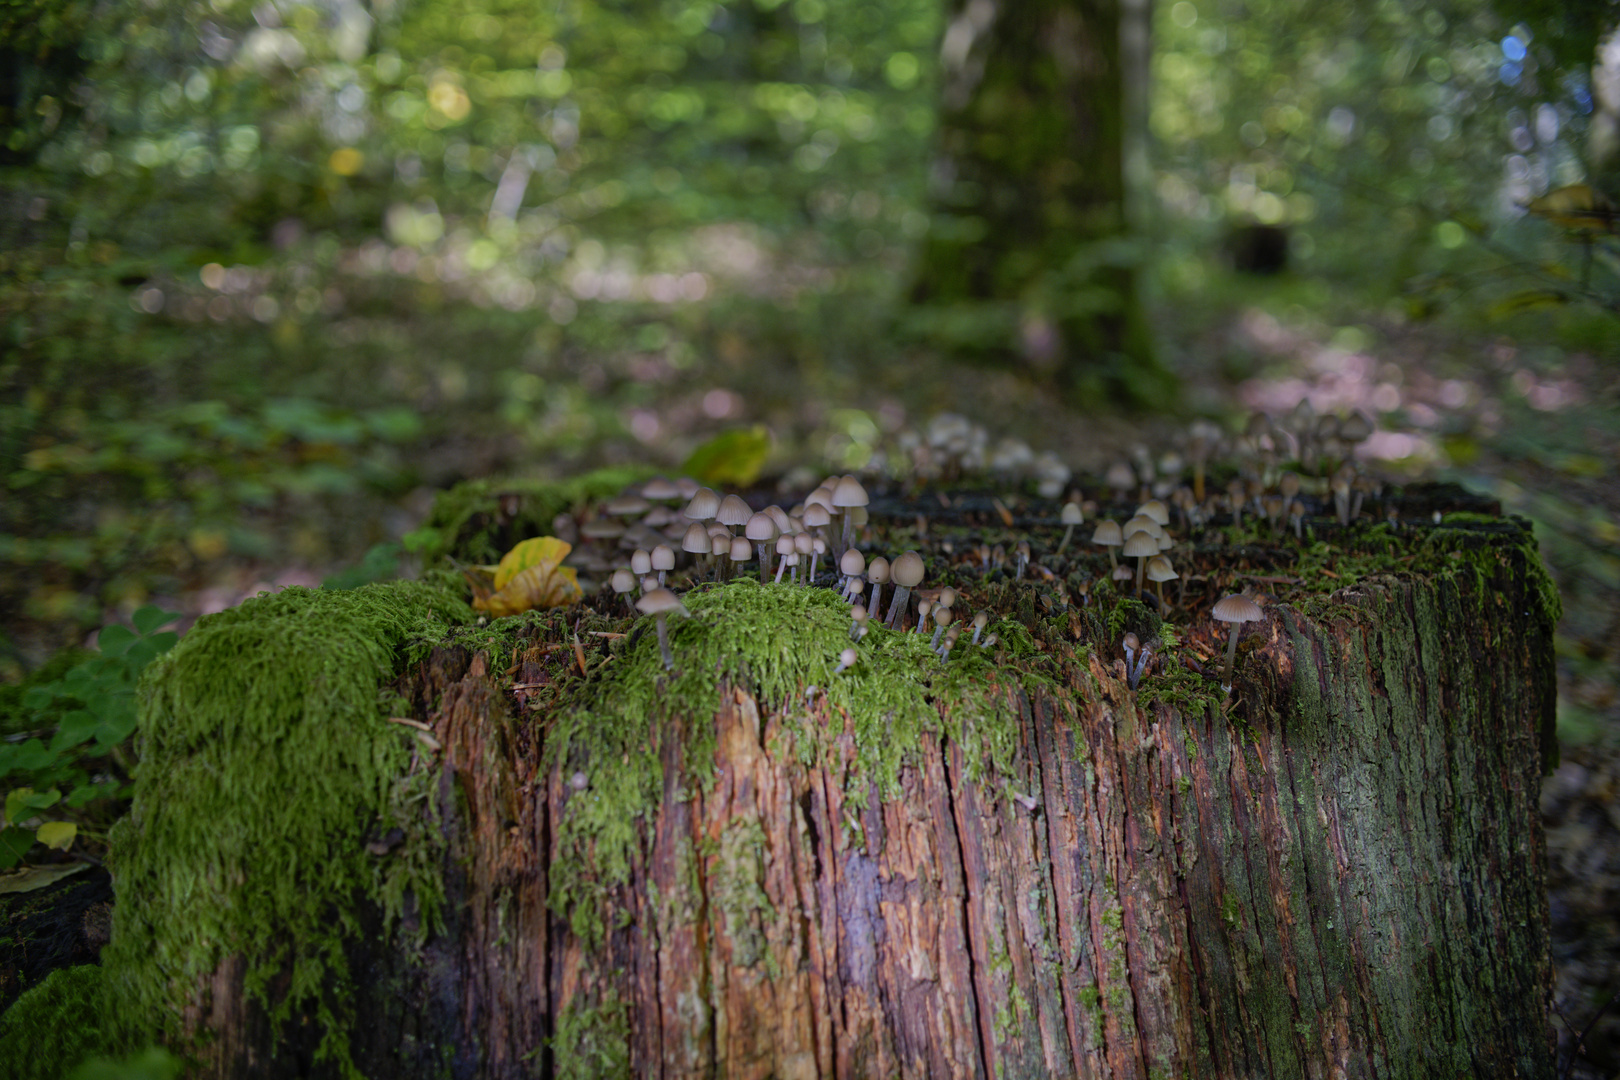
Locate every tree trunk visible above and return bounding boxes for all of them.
[907,0,1171,407]
[103,493,1557,1079]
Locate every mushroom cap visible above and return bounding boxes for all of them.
[794,533,813,555]
[1105,461,1137,491]
[933,606,954,627]
[802,503,831,528]
[937,587,956,608]
[745,511,779,542]
[717,494,753,527]
[1123,632,1140,652]
[1211,594,1264,624]
[764,505,792,533]
[776,534,796,556]
[805,487,835,512]
[676,477,701,499]
[1122,514,1164,539]
[631,549,652,575]
[831,475,870,508]
[1060,501,1084,525]
[1112,564,1134,582]
[580,519,626,540]
[867,556,890,584]
[651,544,675,571]
[636,588,688,616]
[1093,521,1124,546]
[1136,499,1170,526]
[850,605,869,624]
[1016,540,1031,558]
[708,524,733,546]
[972,611,989,629]
[729,537,753,562]
[1146,555,1178,582]
[1340,409,1374,442]
[605,495,651,517]
[838,647,858,667]
[642,477,682,501]
[840,548,866,576]
[1157,532,1174,551]
[684,487,722,521]
[1279,472,1301,498]
[681,522,712,554]
[1122,532,1159,558]
[890,550,926,588]
[849,506,868,527]
[611,568,636,593]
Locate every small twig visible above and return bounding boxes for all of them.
[587,631,627,639]
[508,682,549,691]
[992,497,1015,528]
[387,716,433,732]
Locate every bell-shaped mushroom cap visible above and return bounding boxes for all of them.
[802,503,831,528]
[867,556,890,583]
[1279,472,1302,498]
[765,505,793,532]
[651,544,676,571]
[1211,594,1264,624]
[684,487,722,521]
[840,548,866,576]
[745,511,779,542]
[794,533,814,556]
[681,522,712,554]
[776,534,796,556]
[1157,532,1174,551]
[718,493,752,528]
[636,588,688,617]
[631,549,653,575]
[642,477,682,501]
[729,536,753,562]
[1122,514,1164,539]
[937,586,956,608]
[1136,499,1170,526]
[1340,409,1374,443]
[611,568,636,594]
[1146,555,1178,582]
[832,475,870,508]
[805,486,835,512]
[1093,521,1124,546]
[890,550,926,587]
[1105,461,1137,491]
[848,506,868,527]
[641,575,659,593]
[1112,564,1134,582]
[708,524,733,547]
[604,494,651,516]
[972,611,989,630]
[1122,532,1159,559]
[850,604,869,623]
[580,519,626,540]
[934,606,954,627]
[1061,501,1084,525]
[1123,631,1140,652]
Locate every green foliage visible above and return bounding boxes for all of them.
[97,580,469,1076]
[549,990,630,1080]
[0,605,180,868]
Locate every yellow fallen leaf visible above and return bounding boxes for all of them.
[468,537,583,615]
[681,425,771,488]
[36,821,76,851]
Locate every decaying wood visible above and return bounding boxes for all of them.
[183,554,1549,1079]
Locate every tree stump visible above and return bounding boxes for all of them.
[90,481,1558,1079]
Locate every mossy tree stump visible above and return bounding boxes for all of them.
[92,482,1557,1079]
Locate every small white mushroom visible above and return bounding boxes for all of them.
[1212,593,1264,688]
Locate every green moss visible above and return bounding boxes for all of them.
[0,965,110,1080]
[712,819,775,969]
[405,467,652,566]
[543,579,1023,946]
[549,990,630,1080]
[101,580,471,1076]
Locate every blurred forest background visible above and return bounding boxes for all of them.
[4,0,1620,1064]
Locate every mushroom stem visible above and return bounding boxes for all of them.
[1058,524,1075,553]
[886,585,911,629]
[1135,555,1147,595]
[760,546,772,585]
[1221,623,1241,685]
[866,582,883,619]
[656,614,674,671]
[775,558,789,585]
[1107,549,1117,571]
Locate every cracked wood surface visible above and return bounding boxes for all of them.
[195,553,1555,1079]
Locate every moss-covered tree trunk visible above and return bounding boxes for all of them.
[83,485,1557,1079]
[907,0,1170,407]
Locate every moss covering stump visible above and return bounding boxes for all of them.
[25,474,1558,1079]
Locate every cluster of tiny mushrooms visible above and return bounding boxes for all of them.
[542,404,1387,697]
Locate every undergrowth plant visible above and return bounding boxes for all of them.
[0,605,180,868]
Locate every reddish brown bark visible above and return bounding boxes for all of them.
[189,528,1556,1079]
